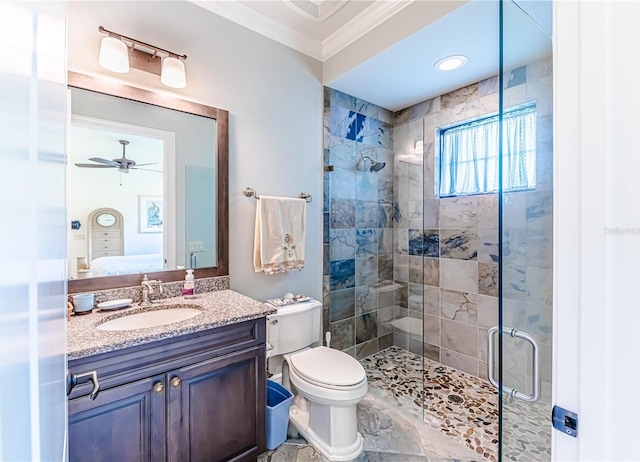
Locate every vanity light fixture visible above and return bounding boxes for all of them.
[98,26,188,89]
[434,55,468,72]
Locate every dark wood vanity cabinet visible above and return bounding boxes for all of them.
[68,318,267,462]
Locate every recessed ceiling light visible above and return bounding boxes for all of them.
[434,55,468,71]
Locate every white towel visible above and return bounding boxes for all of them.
[253,196,306,274]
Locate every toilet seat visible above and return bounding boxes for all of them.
[289,346,366,389]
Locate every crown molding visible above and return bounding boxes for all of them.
[190,0,323,60]
[322,0,414,61]
[191,0,413,62]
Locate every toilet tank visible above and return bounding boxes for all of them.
[267,299,322,357]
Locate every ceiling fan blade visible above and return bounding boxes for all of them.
[75,163,115,168]
[133,163,158,167]
[132,167,163,172]
[89,157,119,167]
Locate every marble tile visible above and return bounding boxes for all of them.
[478,327,488,363]
[424,286,440,316]
[323,107,331,149]
[439,259,477,293]
[377,228,393,255]
[478,262,499,297]
[378,333,394,350]
[329,229,356,261]
[440,229,478,260]
[408,283,423,312]
[356,200,378,228]
[356,313,378,344]
[392,201,407,227]
[441,83,479,109]
[478,228,499,263]
[503,298,528,331]
[440,348,478,376]
[527,56,552,81]
[323,172,330,214]
[329,141,356,169]
[330,317,354,351]
[356,256,378,287]
[408,229,424,256]
[330,288,355,322]
[477,194,498,228]
[441,319,479,358]
[356,98,379,118]
[377,175,393,203]
[408,163,423,201]
[329,259,355,290]
[423,199,439,228]
[394,281,408,308]
[408,256,423,284]
[477,295,498,329]
[356,172,378,202]
[501,229,525,269]
[329,105,354,139]
[502,264,526,302]
[526,302,553,344]
[423,314,440,346]
[329,167,356,200]
[323,244,329,276]
[393,255,409,282]
[479,75,499,97]
[323,212,329,244]
[526,191,553,230]
[356,228,377,257]
[407,201,423,229]
[394,228,408,255]
[503,189,526,221]
[356,285,377,315]
[526,266,553,307]
[441,289,478,324]
[378,255,393,281]
[378,203,392,228]
[330,198,355,229]
[356,338,379,359]
[439,197,478,229]
[505,65,527,88]
[327,87,356,110]
[423,257,440,287]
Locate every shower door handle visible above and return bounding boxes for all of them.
[487,326,540,402]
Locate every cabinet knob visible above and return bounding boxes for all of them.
[170,377,182,388]
[153,382,164,393]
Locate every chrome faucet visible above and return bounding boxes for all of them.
[141,275,163,305]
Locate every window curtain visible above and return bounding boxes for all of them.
[439,105,536,197]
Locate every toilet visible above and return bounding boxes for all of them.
[266,299,368,461]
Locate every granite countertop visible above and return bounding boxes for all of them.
[68,290,276,361]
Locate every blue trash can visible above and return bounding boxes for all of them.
[266,379,293,450]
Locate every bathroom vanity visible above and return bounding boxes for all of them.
[67,290,276,462]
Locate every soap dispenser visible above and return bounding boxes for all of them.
[182,269,195,296]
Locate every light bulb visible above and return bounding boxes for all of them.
[98,36,129,73]
[161,57,186,89]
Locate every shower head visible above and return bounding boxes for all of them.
[357,155,386,172]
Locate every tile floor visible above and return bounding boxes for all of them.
[258,346,551,462]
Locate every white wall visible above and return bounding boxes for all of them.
[554,1,640,460]
[68,1,323,301]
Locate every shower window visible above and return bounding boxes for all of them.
[437,103,537,197]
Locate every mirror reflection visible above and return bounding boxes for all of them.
[67,87,217,280]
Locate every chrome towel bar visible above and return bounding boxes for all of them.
[243,187,312,203]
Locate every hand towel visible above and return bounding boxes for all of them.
[253,196,306,274]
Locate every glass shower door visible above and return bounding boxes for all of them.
[496,1,553,460]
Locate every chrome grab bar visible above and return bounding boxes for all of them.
[487,326,540,403]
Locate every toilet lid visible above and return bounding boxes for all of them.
[289,346,366,387]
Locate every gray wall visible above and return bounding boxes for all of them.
[68,1,324,302]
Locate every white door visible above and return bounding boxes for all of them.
[0,2,68,460]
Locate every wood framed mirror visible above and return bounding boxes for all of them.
[67,71,228,293]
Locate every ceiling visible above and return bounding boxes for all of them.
[193,0,551,112]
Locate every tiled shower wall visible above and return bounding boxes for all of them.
[323,56,552,403]
[392,56,553,402]
[322,88,396,359]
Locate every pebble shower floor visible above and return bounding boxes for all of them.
[360,346,551,461]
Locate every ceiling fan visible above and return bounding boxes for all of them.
[75,139,160,174]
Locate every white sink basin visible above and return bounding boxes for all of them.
[97,307,202,331]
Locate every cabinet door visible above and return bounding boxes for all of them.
[68,375,165,462]
[167,347,266,462]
